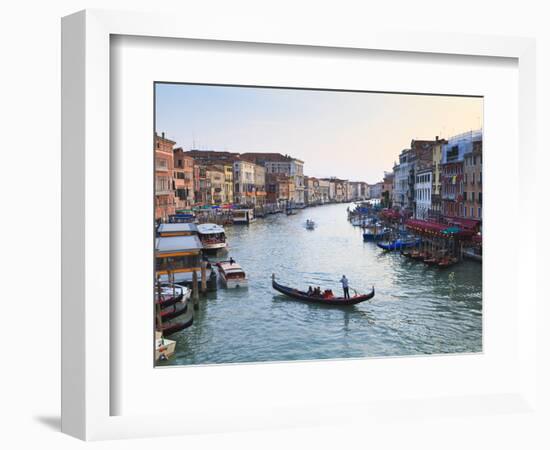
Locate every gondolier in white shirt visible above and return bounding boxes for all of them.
[340,275,350,299]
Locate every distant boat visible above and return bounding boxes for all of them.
[305,219,315,230]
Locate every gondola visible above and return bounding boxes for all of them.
[160,317,194,336]
[271,275,374,306]
[159,301,188,321]
[156,291,183,309]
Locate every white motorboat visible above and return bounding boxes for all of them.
[155,331,176,362]
[305,219,315,230]
[216,260,248,288]
[197,223,227,251]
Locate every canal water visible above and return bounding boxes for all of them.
[160,202,482,366]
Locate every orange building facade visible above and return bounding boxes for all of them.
[155,132,176,222]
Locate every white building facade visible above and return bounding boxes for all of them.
[233,160,256,205]
[414,168,432,219]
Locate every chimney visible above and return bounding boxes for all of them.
[162,132,165,139]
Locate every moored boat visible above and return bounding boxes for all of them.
[377,237,421,251]
[438,256,458,268]
[155,283,190,309]
[160,319,193,337]
[232,208,255,224]
[155,332,176,362]
[271,274,374,306]
[216,260,248,288]
[159,301,188,321]
[363,226,389,242]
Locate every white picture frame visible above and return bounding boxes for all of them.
[61,9,538,441]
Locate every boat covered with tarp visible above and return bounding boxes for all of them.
[377,237,421,251]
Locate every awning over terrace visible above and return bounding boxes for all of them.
[405,219,477,240]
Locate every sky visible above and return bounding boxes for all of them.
[155,83,483,184]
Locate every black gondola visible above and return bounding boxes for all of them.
[156,292,183,309]
[159,302,188,321]
[271,275,374,306]
[160,317,194,336]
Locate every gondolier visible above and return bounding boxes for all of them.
[339,275,350,299]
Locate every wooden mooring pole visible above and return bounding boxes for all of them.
[192,270,199,310]
[200,261,207,293]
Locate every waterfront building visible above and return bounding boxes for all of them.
[240,153,305,206]
[253,164,266,207]
[184,150,238,206]
[322,177,349,202]
[326,178,337,202]
[266,173,292,207]
[441,130,482,218]
[364,183,371,200]
[155,132,176,222]
[185,149,240,165]
[408,139,437,216]
[173,148,195,210]
[193,164,201,205]
[382,172,394,207]
[194,165,212,206]
[233,160,258,206]
[222,163,234,205]
[318,178,330,204]
[207,166,226,205]
[369,181,384,200]
[431,137,447,217]
[392,149,411,209]
[463,139,483,220]
[414,166,432,219]
[305,176,322,205]
[349,181,364,201]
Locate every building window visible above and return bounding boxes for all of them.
[156,158,168,171]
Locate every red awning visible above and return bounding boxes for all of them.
[405,219,476,239]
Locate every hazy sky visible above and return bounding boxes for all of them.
[155,83,483,184]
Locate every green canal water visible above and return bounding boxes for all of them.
[159,202,482,366]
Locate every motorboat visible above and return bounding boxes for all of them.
[155,332,176,362]
[305,219,316,230]
[216,260,248,288]
[197,223,227,252]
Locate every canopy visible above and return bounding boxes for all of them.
[405,219,476,240]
